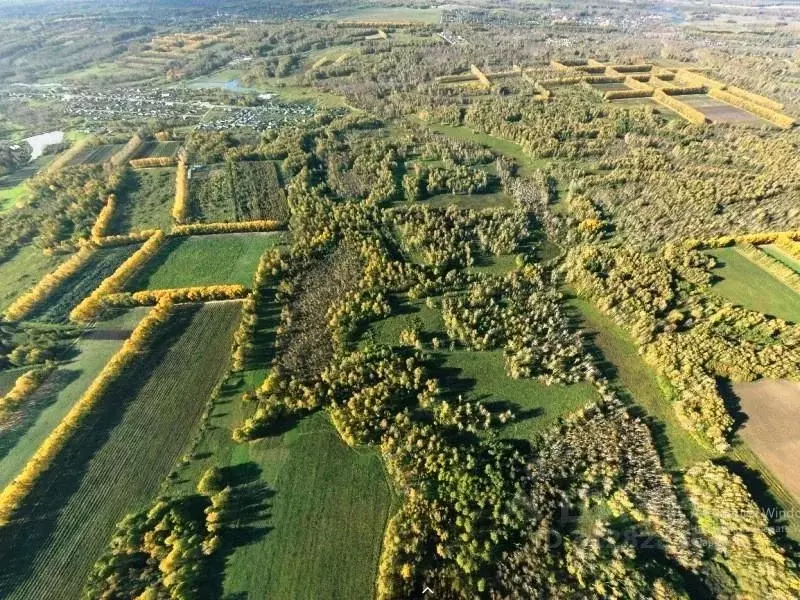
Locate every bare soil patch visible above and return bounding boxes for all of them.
[734,379,800,501]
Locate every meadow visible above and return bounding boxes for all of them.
[330,6,443,23]
[128,232,287,290]
[707,247,800,323]
[419,191,514,210]
[0,182,27,212]
[109,167,176,233]
[0,302,241,600]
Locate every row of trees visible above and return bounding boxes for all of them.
[70,231,165,322]
[3,245,95,321]
[170,220,282,235]
[103,284,249,308]
[0,362,54,417]
[172,157,189,225]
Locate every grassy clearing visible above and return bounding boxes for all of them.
[437,349,599,440]
[367,297,598,441]
[0,246,65,313]
[418,191,514,210]
[128,232,286,290]
[0,302,241,600]
[568,295,713,470]
[425,123,549,175]
[707,247,800,323]
[30,245,139,323]
[467,252,520,276]
[110,167,176,233]
[0,308,149,491]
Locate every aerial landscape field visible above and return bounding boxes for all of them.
[0,0,799,598]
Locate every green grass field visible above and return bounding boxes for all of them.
[467,252,520,275]
[0,308,150,491]
[0,302,241,600]
[426,123,549,175]
[110,167,176,233]
[30,245,139,323]
[420,191,514,210]
[128,232,286,290]
[0,246,65,313]
[707,247,800,323]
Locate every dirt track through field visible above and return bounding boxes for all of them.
[734,379,800,501]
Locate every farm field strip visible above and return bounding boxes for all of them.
[131,140,181,160]
[109,167,176,233]
[734,380,800,502]
[0,308,150,490]
[0,302,241,600]
[679,93,771,125]
[163,371,393,600]
[29,245,139,323]
[65,144,124,167]
[761,244,800,274]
